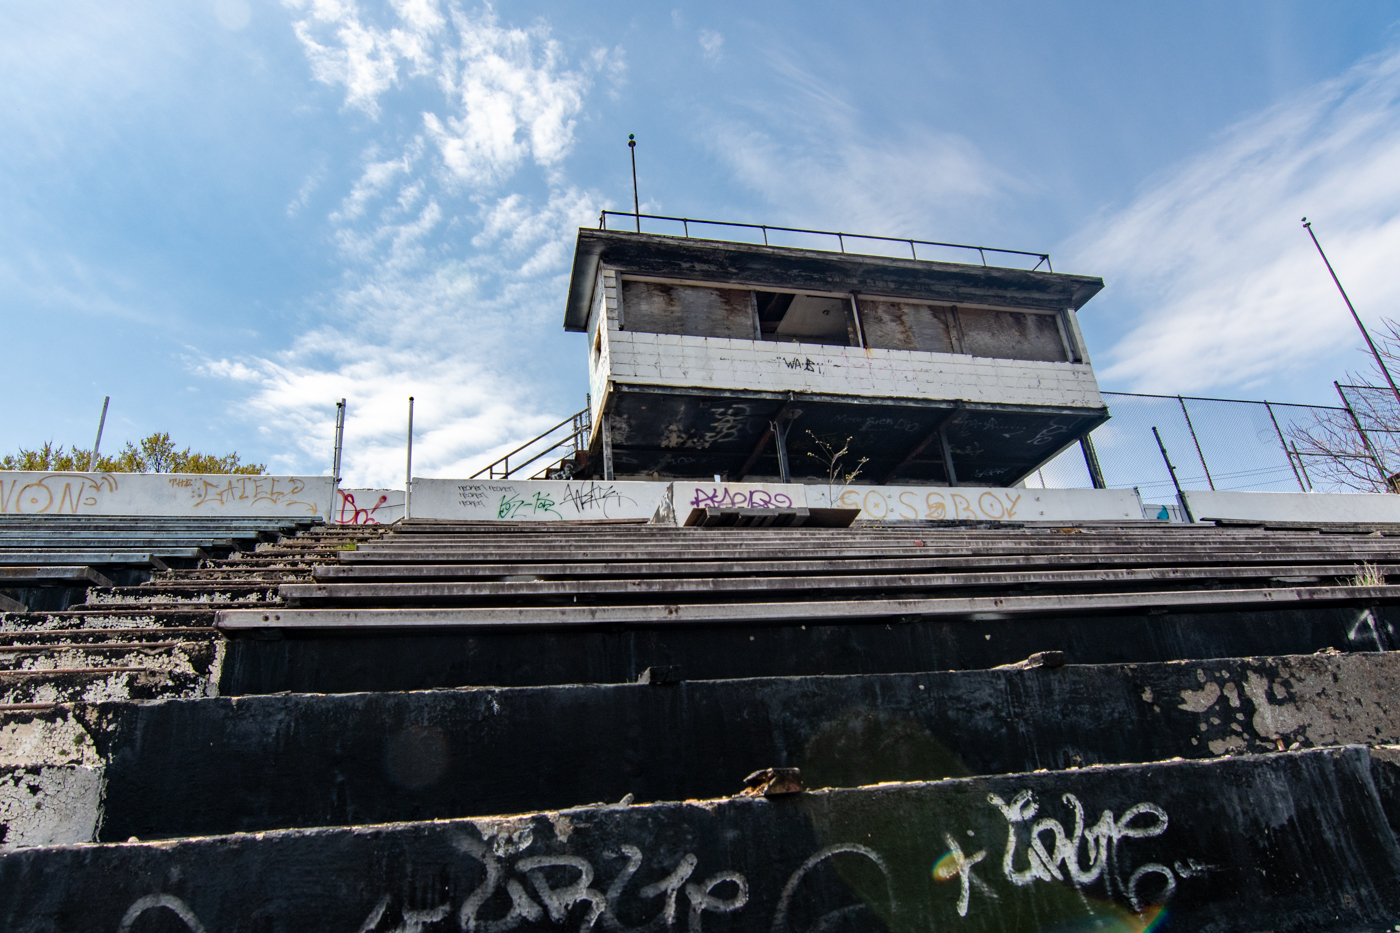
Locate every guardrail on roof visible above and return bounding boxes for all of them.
[597,211,1053,272]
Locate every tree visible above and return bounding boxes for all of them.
[803,430,869,503]
[1,433,265,474]
[1286,320,1400,493]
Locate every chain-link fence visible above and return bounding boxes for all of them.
[1028,391,1392,500]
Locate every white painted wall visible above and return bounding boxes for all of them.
[1182,489,1400,524]
[409,478,1143,525]
[334,488,405,525]
[410,478,664,522]
[598,330,1103,409]
[0,472,333,517]
[807,484,1142,522]
[653,482,810,523]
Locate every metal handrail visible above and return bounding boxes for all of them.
[598,210,1053,272]
[470,408,590,479]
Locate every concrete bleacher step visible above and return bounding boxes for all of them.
[2,747,1397,931]
[16,650,1396,843]
[0,667,209,705]
[217,600,1399,695]
[281,564,1379,605]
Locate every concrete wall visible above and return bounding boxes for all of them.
[599,329,1103,409]
[409,478,665,522]
[333,488,404,525]
[0,472,333,517]
[407,479,1145,524]
[1183,489,1400,524]
[806,484,1142,522]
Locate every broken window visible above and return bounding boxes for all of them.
[755,292,855,347]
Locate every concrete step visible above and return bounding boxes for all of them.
[219,584,1400,630]
[0,642,215,675]
[15,651,1394,843]
[279,563,1380,606]
[0,667,209,706]
[0,628,220,646]
[2,747,1397,931]
[218,601,1399,695]
[2,609,218,632]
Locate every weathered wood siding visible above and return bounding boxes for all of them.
[957,308,1068,362]
[858,300,960,353]
[621,280,756,339]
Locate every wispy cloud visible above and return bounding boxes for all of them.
[699,29,723,63]
[1068,46,1400,394]
[703,51,1015,240]
[199,2,613,485]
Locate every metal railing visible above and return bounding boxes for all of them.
[470,408,591,480]
[598,211,1053,272]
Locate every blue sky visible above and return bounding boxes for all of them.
[4,0,1400,486]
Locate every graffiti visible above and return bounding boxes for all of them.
[937,790,1188,916]
[559,483,638,518]
[338,490,390,525]
[1028,423,1071,447]
[831,488,1022,522]
[186,476,319,514]
[118,894,208,933]
[689,487,793,509]
[499,491,563,521]
[777,357,823,375]
[0,473,118,514]
[113,834,749,933]
[773,844,895,933]
[659,405,752,450]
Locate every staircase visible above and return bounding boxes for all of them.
[4,517,1400,930]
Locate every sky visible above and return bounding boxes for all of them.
[4,0,1400,487]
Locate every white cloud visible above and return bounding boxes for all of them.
[426,7,593,186]
[1068,46,1400,394]
[699,29,723,62]
[285,0,444,117]
[705,53,1015,241]
[204,3,607,486]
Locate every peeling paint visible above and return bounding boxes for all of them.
[1177,682,1221,713]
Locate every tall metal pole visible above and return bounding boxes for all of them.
[1303,218,1400,408]
[1335,381,1388,487]
[89,396,110,471]
[1291,441,1314,491]
[1264,401,1306,492]
[404,396,415,521]
[330,399,346,520]
[1177,397,1215,490]
[628,134,640,232]
[1152,426,1194,522]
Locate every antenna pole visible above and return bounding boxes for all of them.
[89,396,110,471]
[1303,218,1400,408]
[404,396,415,521]
[628,134,640,232]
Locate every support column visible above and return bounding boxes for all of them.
[939,425,958,488]
[1080,434,1107,489]
[773,417,793,484]
[602,414,615,482]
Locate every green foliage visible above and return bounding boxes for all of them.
[1,433,265,475]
